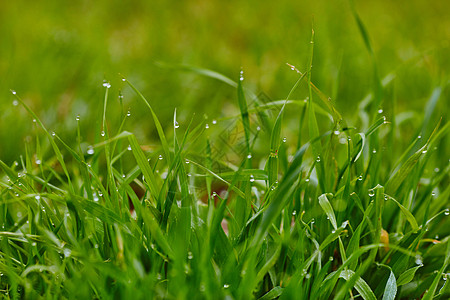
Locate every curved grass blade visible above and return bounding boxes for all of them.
[122,77,172,165]
[397,265,422,286]
[384,194,418,231]
[339,269,376,300]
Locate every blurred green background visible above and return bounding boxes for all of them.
[1,0,449,163]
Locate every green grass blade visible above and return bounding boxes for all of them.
[122,77,172,165]
[318,193,337,230]
[339,270,376,300]
[396,265,421,286]
[385,194,418,231]
[258,286,283,300]
[382,271,397,300]
[237,70,251,154]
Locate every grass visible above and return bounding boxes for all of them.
[2,52,450,299]
[1,1,450,299]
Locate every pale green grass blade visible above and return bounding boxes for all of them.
[318,193,337,230]
[382,271,397,300]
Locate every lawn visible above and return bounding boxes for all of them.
[1,0,449,299]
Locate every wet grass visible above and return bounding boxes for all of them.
[1,1,450,299]
[1,41,450,299]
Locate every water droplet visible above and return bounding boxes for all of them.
[422,149,427,154]
[329,256,334,261]
[87,147,94,155]
[378,109,383,113]
[35,159,41,165]
[63,248,72,257]
[122,78,126,82]
[239,70,244,81]
[205,123,209,129]
[247,153,252,159]
[76,115,80,121]
[341,220,348,228]
[305,273,311,279]
[11,90,17,95]
[93,194,99,202]
[444,209,449,216]
[372,149,377,154]
[358,175,363,181]
[305,178,310,182]
[415,255,423,265]
[51,132,56,137]
[384,195,388,201]
[283,137,287,142]
[31,242,37,247]
[292,210,297,216]
[101,131,105,137]
[316,156,321,162]
[12,100,19,106]
[418,135,422,139]
[127,110,131,117]
[334,130,340,135]
[32,119,36,123]
[223,284,230,289]
[118,95,123,99]
[431,192,436,197]
[257,126,261,131]
[212,119,217,125]
[250,175,255,182]
[368,189,375,197]
[122,174,126,178]
[185,159,189,164]
[102,81,111,88]
[35,195,40,200]
[174,121,179,129]
[127,145,132,151]
[158,155,163,160]
[331,230,336,234]
[434,168,440,173]
[188,252,193,260]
